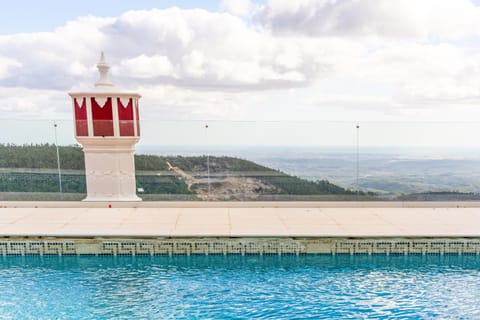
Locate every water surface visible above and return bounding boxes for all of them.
[0,255,479,319]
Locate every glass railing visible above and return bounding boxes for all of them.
[1,119,480,201]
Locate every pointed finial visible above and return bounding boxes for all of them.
[95,51,114,88]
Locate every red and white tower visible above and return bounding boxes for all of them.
[69,53,142,201]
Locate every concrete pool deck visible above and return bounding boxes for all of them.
[0,201,479,237]
[0,202,479,255]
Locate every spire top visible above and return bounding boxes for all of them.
[95,51,114,88]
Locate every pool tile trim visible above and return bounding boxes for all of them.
[1,238,479,256]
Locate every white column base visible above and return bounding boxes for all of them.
[78,137,142,202]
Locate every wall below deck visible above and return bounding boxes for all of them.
[1,238,479,256]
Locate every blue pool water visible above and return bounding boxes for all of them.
[0,255,479,319]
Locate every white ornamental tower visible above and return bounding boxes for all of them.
[69,53,142,201]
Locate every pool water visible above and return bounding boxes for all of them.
[0,255,479,319]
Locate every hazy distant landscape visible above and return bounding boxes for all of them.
[0,144,369,201]
[141,145,480,196]
[256,156,480,195]
[2,144,480,201]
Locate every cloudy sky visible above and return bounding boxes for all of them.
[1,0,480,147]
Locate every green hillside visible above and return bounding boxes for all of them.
[0,143,85,169]
[165,155,360,196]
[0,144,364,198]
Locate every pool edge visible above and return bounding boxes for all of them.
[1,237,479,256]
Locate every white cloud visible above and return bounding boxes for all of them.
[138,85,261,120]
[356,43,480,104]
[0,15,109,90]
[0,3,479,125]
[68,61,88,76]
[0,56,21,79]
[220,0,253,17]
[115,54,174,79]
[0,87,67,118]
[104,8,334,89]
[0,8,336,91]
[257,0,480,39]
[181,50,206,78]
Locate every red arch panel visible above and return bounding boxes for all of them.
[91,97,114,136]
[118,98,134,136]
[74,98,88,136]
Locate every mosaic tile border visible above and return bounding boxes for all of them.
[0,239,305,256]
[100,239,305,256]
[0,238,479,256]
[331,239,480,255]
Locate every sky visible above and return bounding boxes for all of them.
[1,0,480,148]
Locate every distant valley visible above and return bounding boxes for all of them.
[3,144,480,201]
[0,144,366,201]
[143,145,480,197]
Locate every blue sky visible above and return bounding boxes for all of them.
[0,1,224,34]
[1,0,480,147]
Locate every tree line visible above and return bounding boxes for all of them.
[0,144,364,196]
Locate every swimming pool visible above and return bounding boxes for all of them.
[0,255,479,319]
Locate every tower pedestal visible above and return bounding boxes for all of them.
[79,137,141,201]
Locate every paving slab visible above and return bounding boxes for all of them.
[0,202,479,238]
